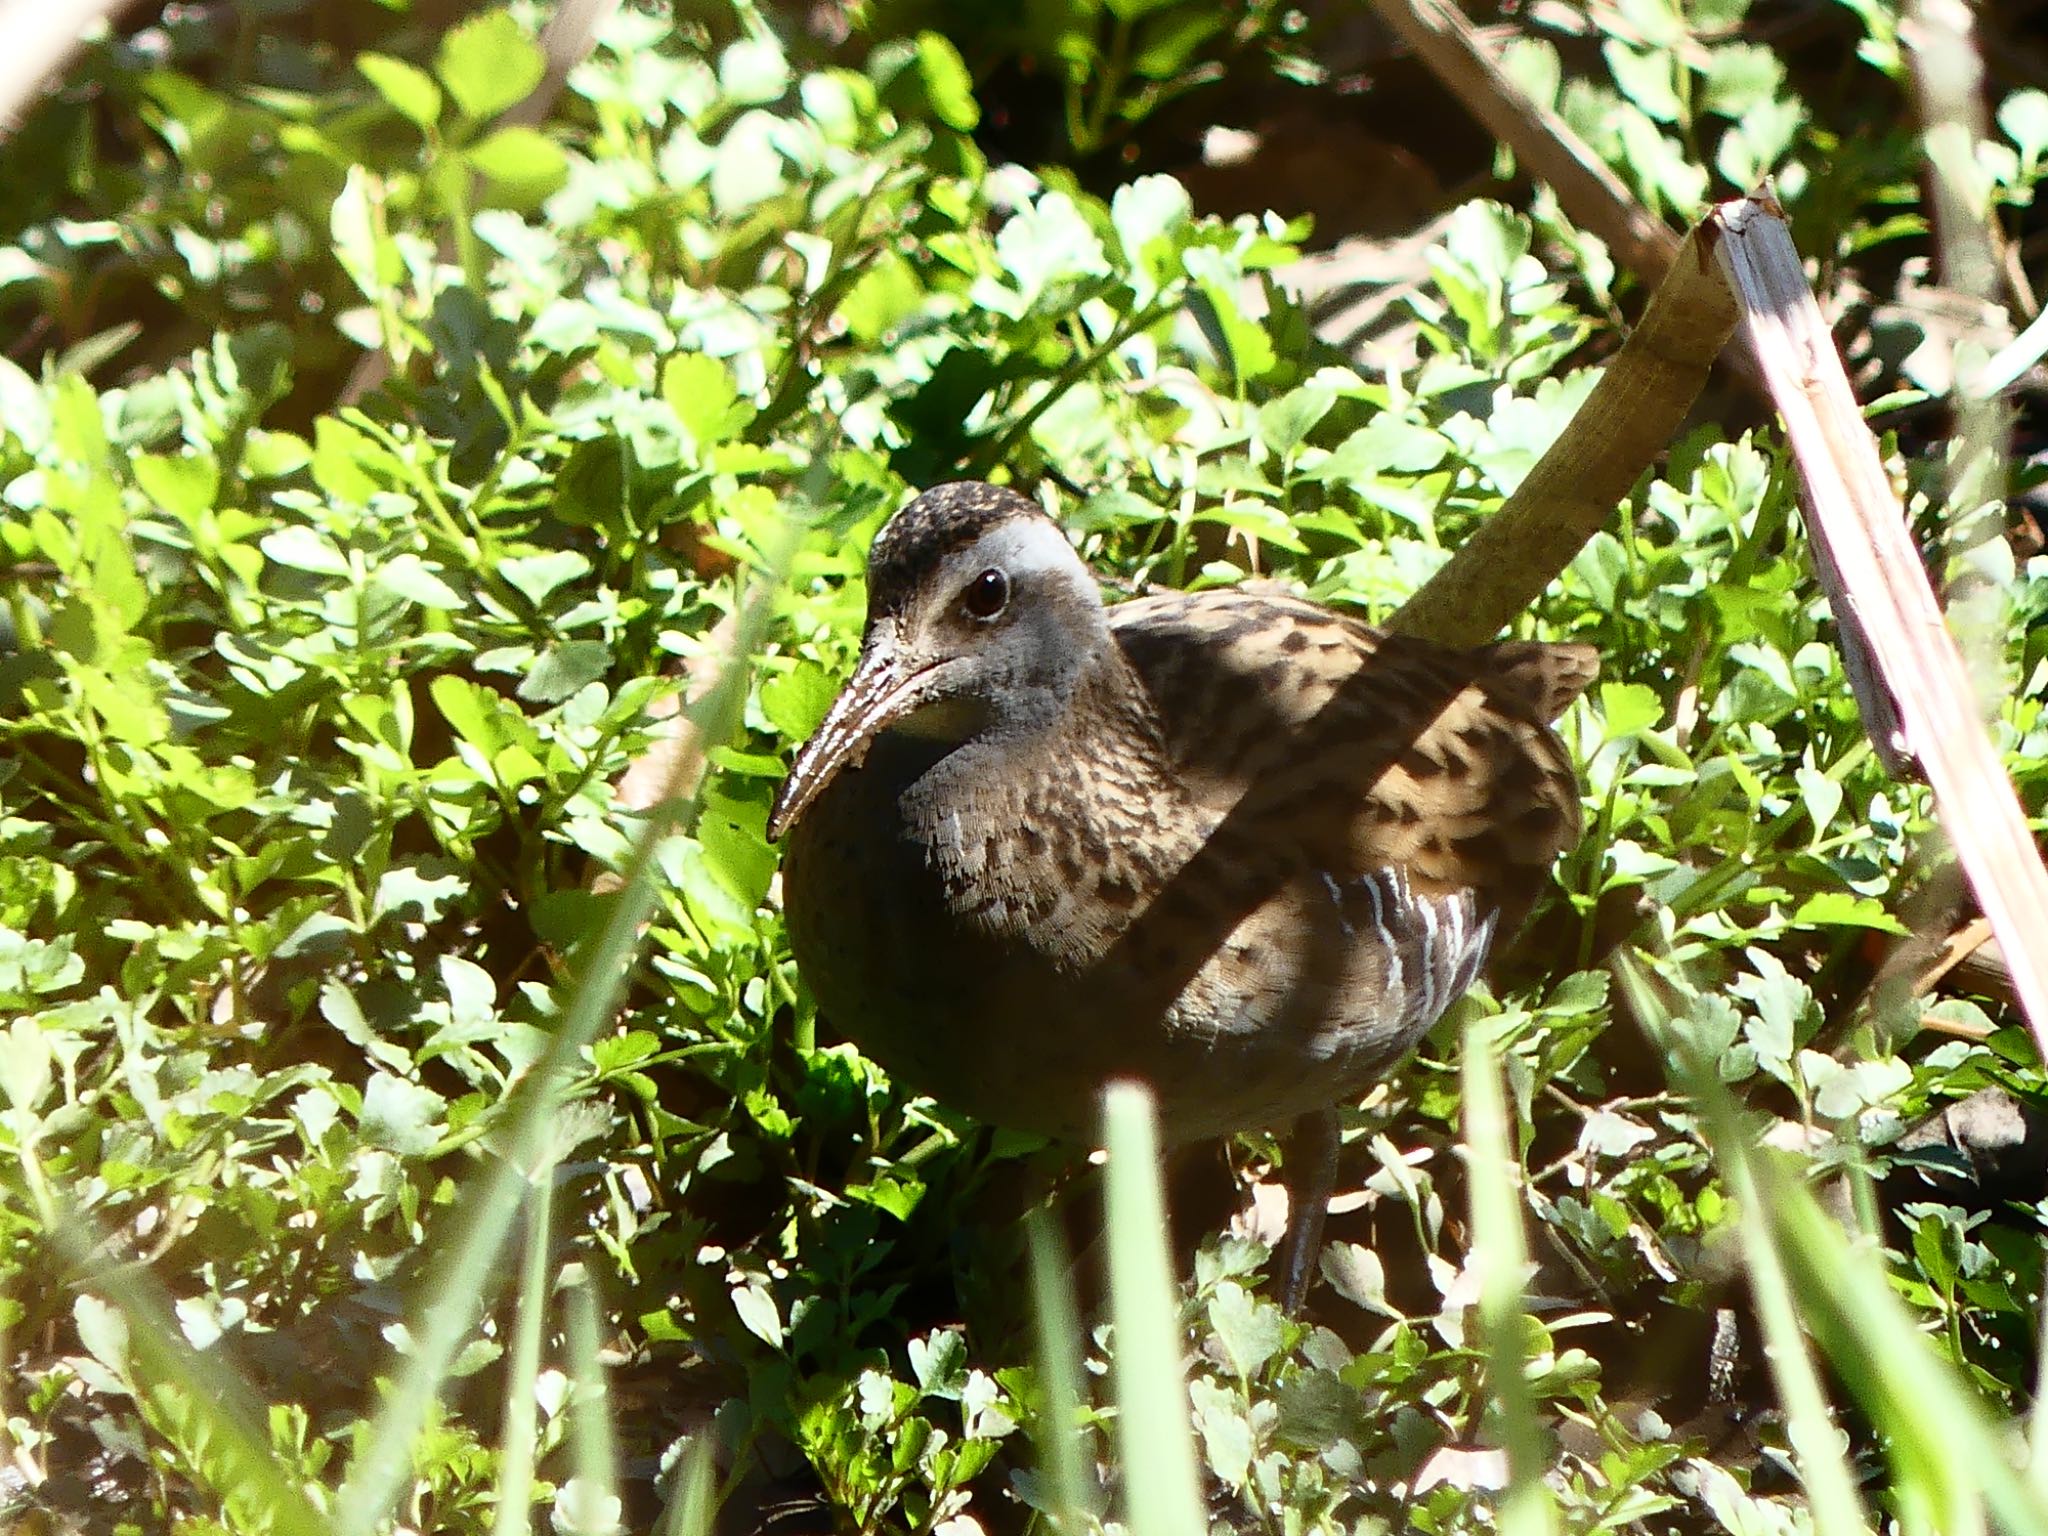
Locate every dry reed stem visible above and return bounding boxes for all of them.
[1712,194,2048,1052]
[0,0,129,141]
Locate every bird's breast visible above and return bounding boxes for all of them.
[776,727,1479,1142]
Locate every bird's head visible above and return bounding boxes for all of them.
[767,482,1107,840]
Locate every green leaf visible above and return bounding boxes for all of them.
[1718,95,1801,187]
[1614,0,1686,48]
[1788,893,1909,934]
[1322,1243,1397,1316]
[1912,1213,1960,1290]
[590,1031,659,1076]
[719,36,791,105]
[373,864,467,926]
[1616,110,1710,214]
[1597,682,1662,741]
[0,357,52,453]
[838,252,923,342]
[990,192,1110,312]
[709,111,788,216]
[243,429,311,479]
[373,554,464,610]
[1205,1282,1284,1379]
[317,985,381,1071]
[909,1329,969,1399]
[435,10,544,122]
[464,126,569,207]
[731,1277,783,1349]
[439,955,497,1028]
[518,640,611,704]
[431,674,504,752]
[1306,418,1449,483]
[552,436,628,535]
[697,788,774,911]
[1731,949,1814,1080]
[261,526,351,578]
[133,453,221,528]
[913,32,978,130]
[331,166,401,302]
[1499,37,1562,109]
[312,417,385,505]
[1105,0,1184,20]
[0,932,83,998]
[1999,88,2048,162]
[1256,385,1336,458]
[50,373,107,468]
[1133,9,1227,80]
[845,1167,925,1219]
[1793,762,1842,839]
[359,1073,448,1155]
[359,53,442,128]
[1110,174,1193,279]
[1187,1377,1253,1487]
[759,663,837,741]
[1192,498,1306,552]
[0,1017,52,1116]
[497,550,591,607]
[661,354,753,457]
[72,1295,131,1381]
[1702,42,1786,117]
[1183,246,1277,384]
[278,914,358,966]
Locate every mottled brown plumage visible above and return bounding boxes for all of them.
[769,482,1594,1295]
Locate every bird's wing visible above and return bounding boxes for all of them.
[1108,587,1591,934]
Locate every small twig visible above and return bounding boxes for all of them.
[1918,1010,1994,1043]
[1913,916,1997,996]
[1366,0,1681,287]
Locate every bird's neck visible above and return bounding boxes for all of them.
[893,646,1208,956]
[902,648,1164,800]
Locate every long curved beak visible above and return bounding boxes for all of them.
[768,630,936,841]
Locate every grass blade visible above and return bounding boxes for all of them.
[657,1435,718,1536]
[1101,1081,1204,1536]
[19,1139,327,1536]
[45,1211,330,1536]
[560,1275,623,1535]
[491,1171,556,1536]
[1026,1207,1092,1534]
[334,530,794,1536]
[1616,954,1872,1536]
[1460,1012,1559,1536]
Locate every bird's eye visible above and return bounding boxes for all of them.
[960,566,1009,620]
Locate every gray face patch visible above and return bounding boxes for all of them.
[864,482,1041,626]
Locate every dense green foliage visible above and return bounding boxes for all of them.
[1,1,2046,1532]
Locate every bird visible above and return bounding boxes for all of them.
[767,481,1595,1306]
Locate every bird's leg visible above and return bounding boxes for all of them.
[1278,1106,1341,1312]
